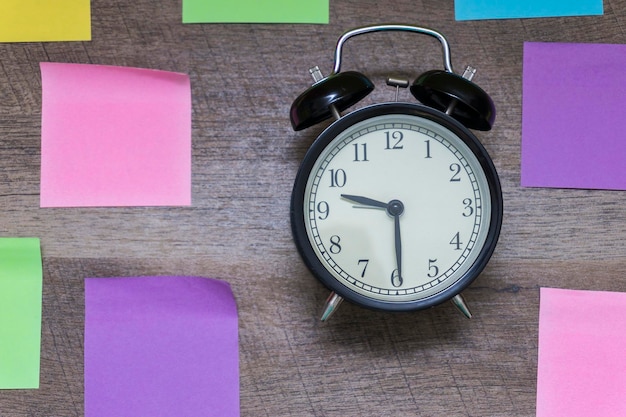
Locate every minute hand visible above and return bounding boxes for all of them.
[340,194,388,209]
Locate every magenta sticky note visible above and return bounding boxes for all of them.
[521,42,626,190]
[40,63,191,207]
[537,288,626,417]
[85,276,239,417]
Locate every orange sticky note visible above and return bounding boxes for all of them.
[0,0,91,43]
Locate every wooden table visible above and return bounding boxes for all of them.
[1,1,625,415]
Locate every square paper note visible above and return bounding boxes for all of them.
[182,0,328,23]
[455,0,603,20]
[0,0,90,42]
[521,42,626,190]
[40,63,191,207]
[0,238,42,389]
[537,288,626,417]
[85,276,239,417]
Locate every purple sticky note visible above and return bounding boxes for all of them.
[40,63,191,207]
[521,42,626,190]
[85,276,239,417]
[537,288,626,417]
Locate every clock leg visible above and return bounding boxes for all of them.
[451,293,473,319]
[320,291,344,321]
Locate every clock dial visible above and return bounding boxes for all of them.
[292,103,501,311]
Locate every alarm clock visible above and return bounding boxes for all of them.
[289,24,502,321]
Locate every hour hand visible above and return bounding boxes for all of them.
[341,194,388,209]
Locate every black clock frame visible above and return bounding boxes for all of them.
[291,102,503,312]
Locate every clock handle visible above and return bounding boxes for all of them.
[329,24,495,131]
[331,24,454,76]
[320,291,344,321]
[451,294,473,319]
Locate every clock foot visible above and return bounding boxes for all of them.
[451,293,472,319]
[320,291,344,322]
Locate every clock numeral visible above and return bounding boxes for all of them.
[329,235,342,254]
[425,139,432,158]
[384,131,404,150]
[450,232,463,250]
[462,198,473,217]
[316,201,330,220]
[329,169,347,188]
[353,143,368,162]
[390,269,403,287]
[427,259,439,278]
[449,163,462,182]
[358,259,369,278]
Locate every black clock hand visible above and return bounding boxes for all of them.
[340,194,388,209]
[387,200,404,282]
[394,212,402,280]
[343,194,405,280]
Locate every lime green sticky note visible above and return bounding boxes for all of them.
[182,0,328,24]
[0,238,43,389]
[0,0,91,43]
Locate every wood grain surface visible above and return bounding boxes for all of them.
[1,0,625,416]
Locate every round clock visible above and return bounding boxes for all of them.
[289,25,503,321]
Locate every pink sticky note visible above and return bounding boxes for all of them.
[537,287,626,417]
[521,42,626,190]
[85,276,239,417]
[40,63,191,207]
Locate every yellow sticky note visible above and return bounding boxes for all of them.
[0,0,91,43]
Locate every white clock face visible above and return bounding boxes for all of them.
[301,109,493,305]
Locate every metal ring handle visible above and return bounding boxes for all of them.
[331,24,454,76]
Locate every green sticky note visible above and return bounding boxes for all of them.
[0,238,42,389]
[182,0,328,24]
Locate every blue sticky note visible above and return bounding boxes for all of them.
[455,0,603,20]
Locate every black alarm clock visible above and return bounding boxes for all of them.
[289,24,502,321]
